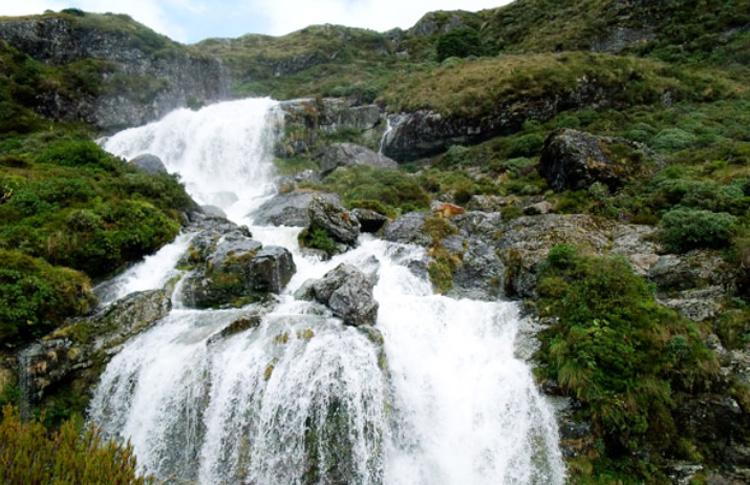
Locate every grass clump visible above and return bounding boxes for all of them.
[659,208,737,253]
[299,227,337,255]
[536,245,718,481]
[0,405,149,484]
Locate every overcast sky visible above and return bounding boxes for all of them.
[0,0,512,43]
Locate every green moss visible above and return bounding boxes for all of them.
[299,227,337,255]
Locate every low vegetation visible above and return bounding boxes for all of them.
[535,245,718,481]
[0,405,149,484]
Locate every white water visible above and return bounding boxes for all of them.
[93,98,565,484]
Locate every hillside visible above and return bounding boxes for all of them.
[0,1,749,483]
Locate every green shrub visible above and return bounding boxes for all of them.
[536,247,717,476]
[0,250,95,346]
[36,139,118,171]
[299,227,337,255]
[659,208,737,252]
[0,406,149,484]
[652,128,697,151]
[436,28,484,62]
[507,133,545,157]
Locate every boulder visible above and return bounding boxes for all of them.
[182,242,294,309]
[352,208,388,233]
[130,153,167,174]
[538,129,657,192]
[318,142,398,176]
[306,196,361,246]
[251,191,340,227]
[19,289,171,404]
[298,264,379,327]
[201,205,227,218]
[382,212,431,246]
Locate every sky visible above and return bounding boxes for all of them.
[0,0,512,43]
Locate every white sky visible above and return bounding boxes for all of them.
[0,0,512,43]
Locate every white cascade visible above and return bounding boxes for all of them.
[91,98,565,484]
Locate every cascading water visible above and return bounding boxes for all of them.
[92,98,565,484]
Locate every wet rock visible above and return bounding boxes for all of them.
[201,205,227,218]
[352,208,388,234]
[318,142,397,176]
[182,242,294,309]
[539,129,658,192]
[276,98,385,158]
[251,191,340,227]
[306,196,361,246]
[20,289,171,404]
[299,264,379,327]
[130,153,167,174]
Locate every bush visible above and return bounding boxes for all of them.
[652,128,697,151]
[659,208,737,252]
[0,406,148,484]
[507,133,545,157]
[536,247,717,476]
[436,28,484,62]
[36,139,118,171]
[299,227,337,255]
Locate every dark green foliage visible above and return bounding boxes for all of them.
[659,208,737,253]
[0,250,94,346]
[436,28,484,62]
[536,246,717,480]
[299,227,337,255]
[0,406,149,484]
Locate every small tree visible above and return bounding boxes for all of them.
[436,28,484,62]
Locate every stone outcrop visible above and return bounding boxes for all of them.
[318,142,398,176]
[0,13,228,132]
[299,197,361,257]
[538,129,659,192]
[351,208,388,234]
[180,214,295,308]
[276,98,385,157]
[19,289,171,406]
[130,153,168,174]
[251,191,341,227]
[296,264,379,327]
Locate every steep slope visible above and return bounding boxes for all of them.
[0,9,229,132]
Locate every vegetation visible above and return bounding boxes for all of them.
[0,405,149,484]
[536,245,718,481]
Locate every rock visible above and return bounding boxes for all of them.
[432,202,465,218]
[661,287,724,322]
[466,194,516,212]
[523,201,553,215]
[19,289,171,404]
[276,98,385,158]
[610,224,661,276]
[351,208,388,233]
[318,142,397,176]
[539,129,658,192]
[182,242,294,309]
[201,205,227,218]
[306,196,361,246]
[382,212,431,246]
[251,191,340,227]
[130,153,167,174]
[648,251,731,292]
[302,264,379,327]
[0,15,228,131]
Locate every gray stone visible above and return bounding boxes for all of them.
[382,212,431,246]
[351,208,388,233]
[251,191,341,227]
[201,205,227,218]
[318,142,398,176]
[306,196,361,246]
[523,201,553,216]
[304,264,379,327]
[539,129,658,192]
[130,153,167,174]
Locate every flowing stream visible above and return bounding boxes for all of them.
[92,98,565,484]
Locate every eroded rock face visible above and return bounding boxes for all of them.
[0,15,228,131]
[251,191,341,227]
[276,98,385,157]
[130,153,167,174]
[306,196,361,246]
[296,264,379,327]
[351,208,388,234]
[318,142,398,176]
[19,289,171,405]
[538,129,658,192]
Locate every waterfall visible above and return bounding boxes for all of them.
[93,98,565,484]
